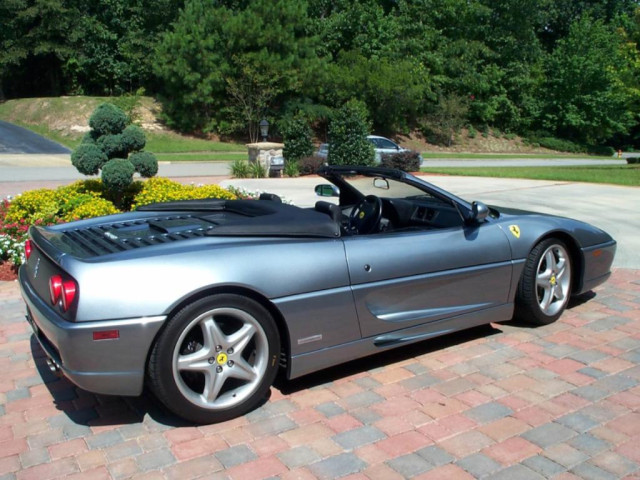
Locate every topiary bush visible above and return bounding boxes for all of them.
[328,100,375,166]
[89,103,128,135]
[73,103,158,197]
[122,125,146,152]
[71,144,108,175]
[101,158,136,193]
[97,134,127,159]
[129,151,159,177]
[380,151,422,172]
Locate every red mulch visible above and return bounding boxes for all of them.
[0,262,18,281]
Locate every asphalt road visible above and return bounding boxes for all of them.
[0,120,70,154]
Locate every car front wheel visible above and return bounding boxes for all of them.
[148,294,280,424]
[516,238,572,325]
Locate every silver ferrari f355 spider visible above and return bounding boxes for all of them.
[19,165,616,423]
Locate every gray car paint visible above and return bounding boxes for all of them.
[19,166,616,397]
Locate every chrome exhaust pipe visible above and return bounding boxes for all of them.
[46,357,63,378]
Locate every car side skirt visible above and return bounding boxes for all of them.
[287,302,513,379]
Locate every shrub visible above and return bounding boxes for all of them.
[131,177,236,208]
[62,196,120,222]
[130,151,159,177]
[5,189,60,224]
[299,155,325,176]
[89,103,128,135]
[534,137,584,153]
[122,125,146,152]
[97,134,127,159]
[328,100,375,166]
[380,151,421,172]
[71,144,108,175]
[249,162,267,178]
[72,103,158,195]
[230,158,251,178]
[468,125,477,139]
[81,131,99,145]
[587,145,615,157]
[282,117,314,163]
[627,157,640,164]
[101,158,136,193]
[283,160,300,177]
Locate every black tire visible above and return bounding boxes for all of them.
[515,238,572,325]
[148,294,280,424]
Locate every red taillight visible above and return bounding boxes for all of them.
[25,240,32,260]
[49,275,63,304]
[61,280,77,312]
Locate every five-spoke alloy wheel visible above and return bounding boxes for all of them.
[149,294,280,424]
[516,238,572,325]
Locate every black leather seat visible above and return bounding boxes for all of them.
[259,193,282,203]
[315,201,342,223]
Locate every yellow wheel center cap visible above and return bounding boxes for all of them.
[550,275,556,286]
[359,211,365,219]
[216,353,228,365]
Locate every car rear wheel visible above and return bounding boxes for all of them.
[148,294,280,423]
[516,238,572,325]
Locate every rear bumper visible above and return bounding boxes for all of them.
[19,267,166,396]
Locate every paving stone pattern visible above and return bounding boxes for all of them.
[0,269,639,479]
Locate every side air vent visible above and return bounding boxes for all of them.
[64,215,215,257]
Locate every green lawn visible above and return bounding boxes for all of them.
[420,164,640,187]
[420,152,613,159]
[156,152,246,162]
[145,132,246,153]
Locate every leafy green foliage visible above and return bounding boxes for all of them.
[72,103,158,195]
[71,144,108,175]
[381,151,422,172]
[282,117,314,163]
[89,103,128,136]
[230,159,251,178]
[101,158,135,193]
[540,15,639,144]
[298,156,325,175]
[129,152,159,178]
[328,101,374,166]
[2,0,640,150]
[122,125,146,152]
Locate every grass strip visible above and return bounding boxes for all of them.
[420,165,639,187]
[420,152,613,160]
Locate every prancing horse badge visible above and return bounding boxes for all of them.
[509,225,521,239]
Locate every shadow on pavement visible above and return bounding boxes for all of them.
[30,336,196,427]
[276,323,501,395]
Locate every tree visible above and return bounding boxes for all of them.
[282,117,314,163]
[328,100,374,166]
[541,15,639,143]
[154,0,319,138]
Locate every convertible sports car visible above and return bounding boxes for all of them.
[19,166,616,423]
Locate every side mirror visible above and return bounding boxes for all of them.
[470,201,489,222]
[373,177,389,190]
[315,184,340,197]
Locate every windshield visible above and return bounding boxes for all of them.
[342,175,436,200]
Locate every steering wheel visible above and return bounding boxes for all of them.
[349,195,383,234]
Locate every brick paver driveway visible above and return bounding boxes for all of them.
[1,269,639,480]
